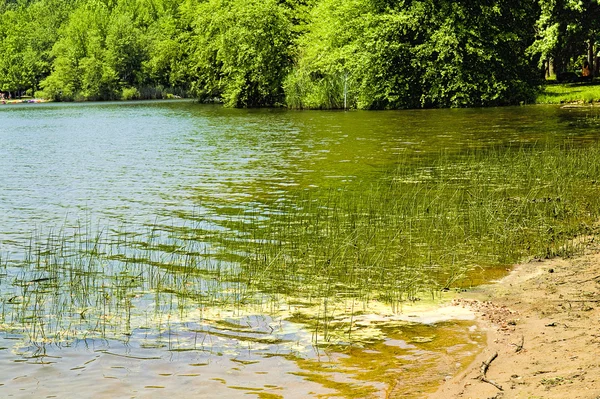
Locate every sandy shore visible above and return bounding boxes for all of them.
[428,240,600,399]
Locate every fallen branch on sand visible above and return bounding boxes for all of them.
[477,352,504,391]
[480,352,497,376]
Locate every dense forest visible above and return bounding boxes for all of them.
[0,0,597,108]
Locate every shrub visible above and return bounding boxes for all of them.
[121,87,140,100]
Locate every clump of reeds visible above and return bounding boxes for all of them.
[3,142,600,347]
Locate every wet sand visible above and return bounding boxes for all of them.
[428,239,600,399]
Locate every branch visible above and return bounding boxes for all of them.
[480,352,498,376]
[481,376,504,391]
[478,352,503,391]
[514,335,524,353]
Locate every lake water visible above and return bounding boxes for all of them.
[1,100,600,398]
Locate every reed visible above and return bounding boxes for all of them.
[2,141,600,348]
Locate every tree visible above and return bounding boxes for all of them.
[0,0,72,95]
[285,0,539,109]
[190,0,293,107]
[0,0,543,107]
[40,3,116,100]
[105,13,147,87]
[417,0,539,107]
[40,1,151,100]
[142,4,194,91]
[530,0,600,75]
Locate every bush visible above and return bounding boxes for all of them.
[191,0,293,107]
[285,0,539,109]
[121,87,140,100]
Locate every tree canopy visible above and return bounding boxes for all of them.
[0,0,594,108]
[529,0,600,75]
[285,0,539,109]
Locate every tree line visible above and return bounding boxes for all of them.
[0,0,597,108]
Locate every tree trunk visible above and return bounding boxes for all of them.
[546,58,554,78]
[588,38,595,76]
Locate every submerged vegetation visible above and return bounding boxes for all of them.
[3,141,600,347]
[2,0,596,107]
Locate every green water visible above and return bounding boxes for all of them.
[1,101,600,397]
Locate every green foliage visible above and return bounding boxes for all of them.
[121,86,140,100]
[529,0,600,73]
[419,0,540,107]
[143,14,191,90]
[0,0,581,107]
[286,0,539,109]
[190,0,293,107]
[39,3,117,100]
[284,0,371,109]
[105,13,146,87]
[37,0,180,101]
[0,0,72,94]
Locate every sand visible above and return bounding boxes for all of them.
[428,241,600,399]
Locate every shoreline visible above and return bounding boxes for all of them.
[427,241,600,398]
[0,96,596,108]
[1,98,47,105]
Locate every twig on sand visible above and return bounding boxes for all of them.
[481,376,504,391]
[513,335,524,353]
[477,352,504,391]
[576,274,600,284]
[548,299,600,303]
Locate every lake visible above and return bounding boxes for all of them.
[1,100,600,398]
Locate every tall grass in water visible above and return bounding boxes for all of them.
[235,143,600,302]
[208,142,600,342]
[2,142,600,346]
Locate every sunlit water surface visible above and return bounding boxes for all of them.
[1,101,600,398]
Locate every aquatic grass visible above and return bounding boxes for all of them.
[232,142,600,300]
[3,141,600,347]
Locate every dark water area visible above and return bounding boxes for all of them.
[1,101,600,397]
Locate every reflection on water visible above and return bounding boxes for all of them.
[2,101,597,242]
[1,101,600,397]
[0,319,482,398]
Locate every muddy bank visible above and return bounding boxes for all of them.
[428,242,600,399]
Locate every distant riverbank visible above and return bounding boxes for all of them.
[4,88,600,110]
[1,98,46,105]
[10,84,600,108]
[537,82,600,105]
